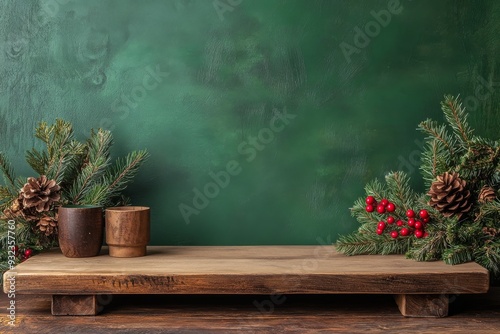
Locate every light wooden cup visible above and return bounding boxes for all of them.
[105,206,150,257]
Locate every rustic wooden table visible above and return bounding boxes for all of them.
[2,246,489,317]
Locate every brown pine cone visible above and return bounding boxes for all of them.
[478,186,496,203]
[36,215,58,236]
[482,227,499,238]
[428,172,472,219]
[20,175,61,212]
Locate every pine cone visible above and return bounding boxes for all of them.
[478,186,496,203]
[36,215,58,236]
[2,197,23,220]
[483,227,499,238]
[20,175,61,212]
[428,172,472,219]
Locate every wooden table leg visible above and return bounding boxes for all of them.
[394,294,449,317]
[52,295,99,316]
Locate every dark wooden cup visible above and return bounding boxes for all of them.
[58,205,104,258]
[105,206,150,257]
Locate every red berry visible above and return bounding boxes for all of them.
[13,245,19,254]
[366,205,374,212]
[408,218,416,227]
[424,232,429,238]
[377,205,386,214]
[24,249,33,258]
[386,203,396,212]
[366,196,376,205]
[406,209,415,218]
[400,227,410,236]
[377,221,386,230]
[415,230,424,238]
[380,199,389,207]
[376,228,384,235]
[414,221,423,230]
[387,216,395,224]
[390,231,399,238]
[396,220,404,227]
[423,217,430,224]
[419,209,429,219]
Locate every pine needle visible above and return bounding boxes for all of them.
[0,152,16,189]
[441,94,473,147]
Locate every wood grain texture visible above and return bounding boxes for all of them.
[2,246,490,295]
[1,290,499,333]
[105,206,150,258]
[51,295,98,316]
[395,294,449,317]
[57,206,104,258]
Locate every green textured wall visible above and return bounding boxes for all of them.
[1,0,499,245]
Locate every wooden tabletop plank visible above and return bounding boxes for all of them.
[3,246,489,295]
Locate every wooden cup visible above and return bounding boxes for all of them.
[105,206,150,257]
[58,205,104,258]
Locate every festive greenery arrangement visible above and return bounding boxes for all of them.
[0,119,149,273]
[337,95,500,277]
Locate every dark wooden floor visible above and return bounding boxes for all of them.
[1,290,500,333]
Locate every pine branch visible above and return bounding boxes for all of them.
[475,200,500,222]
[26,149,49,176]
[456,138,500,184]
[336,233,411,256]
[0,186,14,211]
[420,139,450,187]
[442,244,474,265]
[0,186,11,200]
[79,183,109,206]
[82,150,149,206]
[0,152,16,189]
[441,95,473,147]
[418,119,455,156]
[364,178,386,201]
[47,140,85,184]
[406,231,448,261]
[350,198,379,225]
[68,129,112,204]
[385,171,415,213]
[474,242,500,277]
[105,150,149,194]
[36,119,84,183]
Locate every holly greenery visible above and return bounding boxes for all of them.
[0,119,149,276]
[337,95,500,277]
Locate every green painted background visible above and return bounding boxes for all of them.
[1,0,499,245]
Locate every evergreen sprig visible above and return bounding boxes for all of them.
[0,152,16,189]
[441,95,473,147]
[337,95,500,277]
[0,119,149,282]
[67,129,113,204]
[82,149,149,207]
[336,232,411,256]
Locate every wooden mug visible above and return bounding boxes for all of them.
[58,205,104,258]
[105,206,150,257]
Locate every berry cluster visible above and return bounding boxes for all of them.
[365,196,430,239]
[11,245,33,261]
